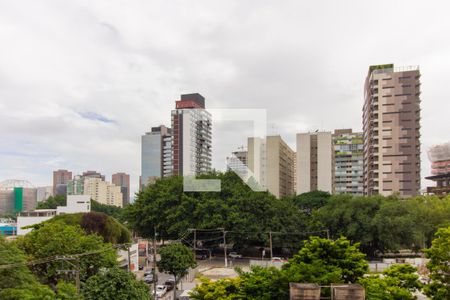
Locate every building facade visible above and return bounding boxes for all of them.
[82,171,105,181]
[112,173,130,206]
[296,132,334,194]
[141,125,172,187]
[333,129,364,195]
[53,169,72,196]
[226,148,249,180]
[426,143,450,196]
[0,180,37,214]
[363,64,421,197]
[171,93,212,176]
[84,177,123,207]
[248,136,296,198]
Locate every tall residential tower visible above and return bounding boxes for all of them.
[171,93,212,176]
[141,125,172,187]
[363,64,421,197]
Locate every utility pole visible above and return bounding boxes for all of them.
[193,229,197,253]
[269,231,273,260]
[127,245,131,272]
[326,229,330,240]
[221,228,228,267]
[153,228,157,299]
[75,258,80,295]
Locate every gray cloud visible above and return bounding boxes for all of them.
[0,0,449,196]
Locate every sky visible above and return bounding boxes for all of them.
[1,0,449,198]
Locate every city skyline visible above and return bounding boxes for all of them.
[1,1,449,196]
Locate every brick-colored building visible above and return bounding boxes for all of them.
[363,64,421,197]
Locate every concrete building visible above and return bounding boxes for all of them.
[67,175,85,195]
[248,136,296,198]
[53,169,72,196]
[36,186,53,202]
[333,129,364,195]
[426,143,450,196]
[296,132,334,194]
[427,142,450,175]
[112,173,130,206]
[84,177,123,207]
[0,180,37,214]
[226,148,249,180]
[141,125,172,187]
[16,195,90,235]
[363,64,421,197]
[171,93,212,176]
[82,170,105,181]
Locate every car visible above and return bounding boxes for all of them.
[155,285,167,298]
[164,279,176,291]
[271,257,287,262]
[143,273,157,284]
[228,252,242,259]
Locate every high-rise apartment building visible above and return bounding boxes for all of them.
[84,177,123,207]
[82,171,105,181]
[53,169,72,196]
[333,129,364,195]
[363,64,421,197]
[296,132,334,194]
[425,143,450,196]
[112,173,130,206]
[141,125,172,187]
[171,93,212,176]
[226,148,248,180]
[248,136,296,198]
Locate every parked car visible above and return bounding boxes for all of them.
[164,279,176,291]
[271,257,287,262]
[195,249,210,260]
[143,273,157,284]
[156,285,167,298]
[228,252,242,259]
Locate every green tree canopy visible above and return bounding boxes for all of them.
[30,212,131,244]
[0,237,57,299]
[424,225,450,299]
[359,264,421,300]
[17,222,117,285]
[158,243,197,299]
[124,172,307,251]
[82,267,150,300]
[37,195,66,209]
[91,199,124,220]
[282,236,368,285]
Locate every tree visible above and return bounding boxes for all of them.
[359,264,421,300]
[0,237,56,299]
[424,225,450,299]
[236,266,289,299]
[91,199,124,220]
[288,190,331,214]
[124,172,307,251]
[30,212,131,244]
[311,195,383,256]
[17,222,117,285]
[282,236,368,286]
[55,281,78,300]
[82,267,150,300]
[158,243,197,300]
[190,277,241,300]
[37,195,66,209]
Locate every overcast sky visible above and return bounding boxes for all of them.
[1,0,449,197]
